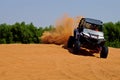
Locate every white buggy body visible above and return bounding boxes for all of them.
[67,18,109,58]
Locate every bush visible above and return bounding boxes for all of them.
[0,22,54,44]
[104,21,120,48]
[0,39,6,44]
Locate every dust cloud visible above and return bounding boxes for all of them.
[41,15,83,46]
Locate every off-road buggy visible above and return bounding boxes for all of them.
[67,18,108,58]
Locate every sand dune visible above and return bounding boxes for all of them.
[0,44,120,80]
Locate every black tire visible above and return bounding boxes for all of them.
[67,36,75,48]
[73,40,80,53]
[100,46,108,58]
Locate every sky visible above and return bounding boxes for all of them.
[0,0,120,27]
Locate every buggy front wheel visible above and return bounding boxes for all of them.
[67,36,74,48]
[100,46,108,58]
[73,40,80,53]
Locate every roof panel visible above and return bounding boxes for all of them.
[85,18,103,25]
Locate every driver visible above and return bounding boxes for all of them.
[91,24,98,31]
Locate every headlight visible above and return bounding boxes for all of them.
[91,35,98,39]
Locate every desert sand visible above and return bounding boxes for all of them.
[0,44,120,80]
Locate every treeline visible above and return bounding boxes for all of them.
[0,21,120,48]
[104,21,120,48]
[0,22,54,44]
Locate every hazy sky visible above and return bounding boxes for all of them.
[0,0,120,27]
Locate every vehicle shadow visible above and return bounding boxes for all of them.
[63,46,96,57]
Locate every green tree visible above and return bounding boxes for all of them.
[0,23,13,44]
[104,21,120,48]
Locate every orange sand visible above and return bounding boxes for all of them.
[0,44,120,80]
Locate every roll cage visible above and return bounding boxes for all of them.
[78,18,103,32]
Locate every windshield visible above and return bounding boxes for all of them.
[83,22,103,31]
